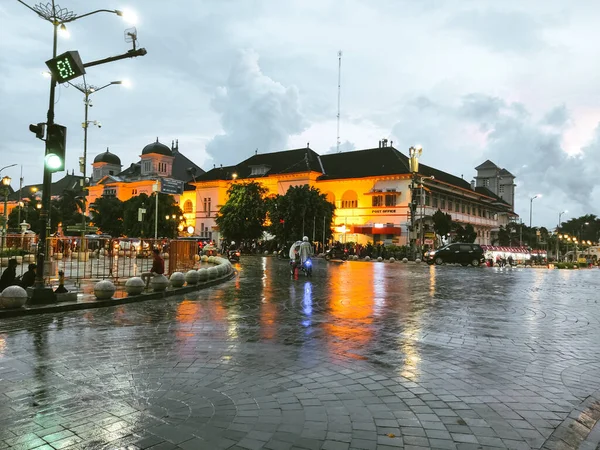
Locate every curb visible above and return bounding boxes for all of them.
[541,389,600,450]
[0,271,235,319]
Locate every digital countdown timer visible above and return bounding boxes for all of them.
[45,50,86,83]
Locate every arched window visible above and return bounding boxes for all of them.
[183,200,193,213]
[341,190,358,209]
[324,191,335,205]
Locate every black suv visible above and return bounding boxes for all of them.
[426,243,485,266]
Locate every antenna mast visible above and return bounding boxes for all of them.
[336,50,342,153]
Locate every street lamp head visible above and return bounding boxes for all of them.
[121,79,132,88]
[115,9,138,25]
[59,23,70,38]
[1,176,11,186]
[165,215,170,220]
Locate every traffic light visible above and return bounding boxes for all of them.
[45,124,67,172]
[29,123,46,140]
[45,50,86,83]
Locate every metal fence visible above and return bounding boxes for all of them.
[1,235,200,284]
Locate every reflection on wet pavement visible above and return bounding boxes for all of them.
[1,258,600,449]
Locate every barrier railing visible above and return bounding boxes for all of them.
[0,233,39,280]
[0,236,202,284]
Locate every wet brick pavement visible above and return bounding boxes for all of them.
[1,258,600,449]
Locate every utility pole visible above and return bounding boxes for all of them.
[519,220,523,247]
[322,216,326,251]
[336,50,342,153]
[17,0,145,303]
[408,146,422,260]
[70,79,124,249]
[17,166,23,228]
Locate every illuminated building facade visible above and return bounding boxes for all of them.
[193,141,517,245]
[87,139,203,232]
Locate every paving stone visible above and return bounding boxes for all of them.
[0,259,600,450]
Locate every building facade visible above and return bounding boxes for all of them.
[474,160,516,210]
[87,139,203,233]
[193,142,518,246]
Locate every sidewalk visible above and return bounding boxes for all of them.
[0,270,235,318]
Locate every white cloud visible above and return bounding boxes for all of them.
[205,50,308,165]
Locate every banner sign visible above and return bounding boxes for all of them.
[160,178,184,195]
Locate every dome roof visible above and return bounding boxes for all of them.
[93,149,121,165]
[142,138,172,156]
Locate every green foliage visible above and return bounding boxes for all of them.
[123,193,183,239]
[89,196,124,237]
[555,262,584,269]
[0,248,29,257]
[453,223,477,243]
[266,185,335,244]
[7,197,61,235]
[559,214,599,242]
[55,189,85,227]
[216,181,269,243]
[89,193,183,238]
[432,209,452,242]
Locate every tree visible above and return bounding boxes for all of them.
[560,214,599,242]
[56,189,84,225]
[453,223,477,243]
[122,193,183,238]
[89,196,124,237]
[266,185,335,245]
[216,181,268,243]
[432,209,452,245]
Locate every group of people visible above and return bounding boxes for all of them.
[289,236,314,272]
[0,259,38,292]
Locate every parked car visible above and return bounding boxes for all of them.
[426,243,485,266]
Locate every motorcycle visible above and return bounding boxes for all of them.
[228,250,241,262]
[290,257,313,277]
[324,247,348,261]
[300,258,313,277]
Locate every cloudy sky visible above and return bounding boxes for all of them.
[1,0,599,228]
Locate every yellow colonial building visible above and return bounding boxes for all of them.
[87,139,202,232]
[193,141,517,245]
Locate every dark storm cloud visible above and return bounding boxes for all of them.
[542,104,569,128]
[392,93,600,218]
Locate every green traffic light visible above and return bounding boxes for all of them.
[45,153,62,170]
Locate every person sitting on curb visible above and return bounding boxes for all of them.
[0,259,18,292]
[19,263,37,289]
[141,249,165,289]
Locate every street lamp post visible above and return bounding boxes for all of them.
[17,0,138,300]
[529,194,541,228]
[69,79,125,248]
[408,145,422,260]
[556,210,567,261]
[2,176,11,241]
[418,175,435,253]
[0,166,17,242]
